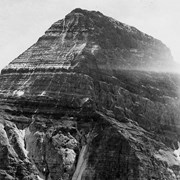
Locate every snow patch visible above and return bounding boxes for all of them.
[81,97,90,106]
[72,145,88,180]
[174,142,180,161]
[15,128,28,157]
[77,43,86,53]
[13,90,24,97]
[65,42,86,59]
[91,45,99,55]
[61,17,74,44]
[39,91,46,96]
[61,33,66,44]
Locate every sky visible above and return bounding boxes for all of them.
[0,0,180,70]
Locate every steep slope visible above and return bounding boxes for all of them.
[2,8,173,74]
[0,8,180,180]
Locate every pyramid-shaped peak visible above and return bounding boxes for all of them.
[2,8,173,74]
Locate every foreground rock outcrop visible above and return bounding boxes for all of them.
[0,8,180,180]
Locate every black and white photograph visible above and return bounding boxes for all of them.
[0,0,180,179]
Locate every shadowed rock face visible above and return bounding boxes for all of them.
[0,8,180,180]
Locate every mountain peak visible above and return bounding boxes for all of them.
[70,8,103,16]
[2,8,174,74]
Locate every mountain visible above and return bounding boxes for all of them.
[0,8,180,180]
[2,8,174,74]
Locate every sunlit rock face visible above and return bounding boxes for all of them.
[0,120,39,180]
[0,8,180,180]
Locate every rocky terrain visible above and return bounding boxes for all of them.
[0,8,180,180]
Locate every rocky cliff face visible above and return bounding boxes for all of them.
[0,8,180,180]
[2,8,173,74]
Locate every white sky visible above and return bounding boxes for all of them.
[0,0,180,69]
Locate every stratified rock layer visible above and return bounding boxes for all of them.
[0,8,180,180]
[2,8,173,74]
